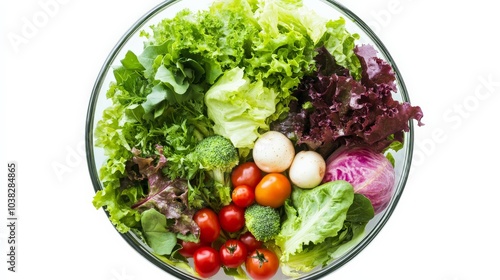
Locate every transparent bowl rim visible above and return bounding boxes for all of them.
[85,0,415,279]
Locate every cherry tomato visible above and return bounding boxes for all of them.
[178,240,205,258]
[231,162,263,189]
[218,203,245,233]
[239,232,262,254]
[193,246,220,278]
[194,208,221,243]
[245,249,279,280]
[219,239,248,268]
[254,173,291,208]
[232,185,255,208]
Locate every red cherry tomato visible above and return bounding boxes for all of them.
[194,208,221,243]
[239,232,262,254]
[255,173,291,208]
[193,246,220,278]
[178,240,205,258]
[231,162,263,189]
[218,204,245,233]
[245,249,279,280]
[219,239,248,268]
[231,185,255,208]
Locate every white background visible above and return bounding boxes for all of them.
[1,0,499,280]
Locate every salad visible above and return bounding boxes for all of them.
[91,0,424,278]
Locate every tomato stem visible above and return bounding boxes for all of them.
[252,249,269,268]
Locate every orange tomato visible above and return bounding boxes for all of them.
[254,173,291,208]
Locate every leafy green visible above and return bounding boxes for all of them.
[205,68,278,149]
[346,194,375,223]
[222,266,249,279]
[320,18,361,79]
[275,180,355,260]
[280,221,367,276]
[92,175,143,233]
[383,135,404,167]
[140,209,177,256]
[154,253,197,276]
[278,191,374,276]
[140,6,258,86]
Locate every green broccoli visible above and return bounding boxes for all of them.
[193,135,239,184]
[244,204,281,242]
[190,135,239,208]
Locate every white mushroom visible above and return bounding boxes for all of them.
[252,131,295,173]
[289,150,326,189]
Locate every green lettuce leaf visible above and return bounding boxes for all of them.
[280,221,366,276]
[92,178,142,233]
[205,67,278,149]
[275,180,354,260]
[278,193,374,276]
[255,0,327,45]
[140,208,177,255]
[319,18,361,79]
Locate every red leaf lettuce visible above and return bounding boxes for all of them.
[128,145,199,238]
[272,45,423,155]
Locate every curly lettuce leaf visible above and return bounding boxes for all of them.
[272,45,423,155]
[320,18,361,79]
[141,7,259,85]
[93,103,143,233]
[92,177,143,233]
[244,0,318,122]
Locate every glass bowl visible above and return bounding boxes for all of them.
[86,0,415,279]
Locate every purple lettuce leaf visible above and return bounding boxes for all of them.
[355,44,396,90]
[272,45,424,155]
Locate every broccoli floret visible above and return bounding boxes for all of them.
[194,135,239,184]
[244,204,281,242]
[190,135,239,209]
